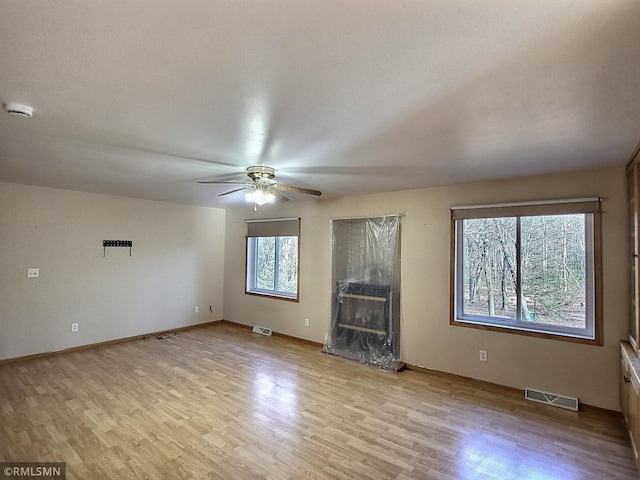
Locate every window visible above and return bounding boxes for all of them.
[451,198,601,344]
[245,218,300,301]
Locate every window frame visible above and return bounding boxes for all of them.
[244,217,301,302]
[450,199,602,345]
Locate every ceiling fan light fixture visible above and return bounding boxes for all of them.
[245,186,275,206]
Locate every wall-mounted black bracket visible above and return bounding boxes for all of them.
[103,240,133,257]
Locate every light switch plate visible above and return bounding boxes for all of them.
[27,268,39,278]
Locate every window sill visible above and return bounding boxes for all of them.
[451,317,601,346]
[245,290,299,303]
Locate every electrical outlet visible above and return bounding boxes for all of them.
[479,350,488,362]
[209,305,213,313]
[71,323,79,333]
[304,318,310,327]
[27,268,39,278]
[194,306,199,314]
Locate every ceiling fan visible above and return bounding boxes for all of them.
[198,165,322,208]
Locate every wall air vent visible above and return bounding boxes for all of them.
[525,388,579,411]
[252,325,272,336]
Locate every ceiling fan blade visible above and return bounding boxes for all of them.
[273,183,322,196]
[218,187,249,197]
[198,180,248,185]
[272,189,289,202]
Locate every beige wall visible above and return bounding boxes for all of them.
[0,182,226,361]
[224,166,627,410]
[1,166,627,410]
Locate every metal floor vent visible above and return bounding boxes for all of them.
[525,388,579,411]
[252,325,272,336]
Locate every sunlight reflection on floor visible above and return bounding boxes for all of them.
[253,369,298,418]
[458,432,582,480]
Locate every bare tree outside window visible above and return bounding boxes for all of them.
[276,236,298,294]
[256,237,276,290]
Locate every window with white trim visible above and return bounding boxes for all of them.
[245,218,300,301]
[451,198,601,344]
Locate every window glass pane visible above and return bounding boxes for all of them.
[255,237,275,290]
[520,215,586,329]
[247,235,298,299]
[276,236,298,294]
[462,218,516,320]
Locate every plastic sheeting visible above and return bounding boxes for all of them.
[323,215,401,370]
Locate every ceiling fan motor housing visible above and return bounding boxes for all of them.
[247,165,275,181]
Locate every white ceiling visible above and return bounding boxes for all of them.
[1,1,639,208]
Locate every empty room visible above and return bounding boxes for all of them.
[2,1,640,479]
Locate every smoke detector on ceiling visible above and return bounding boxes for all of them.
[3,103,33,118]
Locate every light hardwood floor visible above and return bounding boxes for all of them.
[0,322,637,479]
